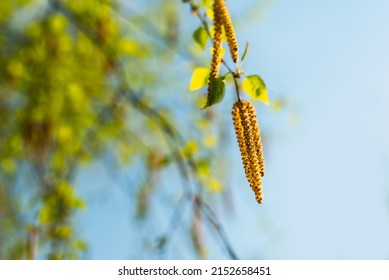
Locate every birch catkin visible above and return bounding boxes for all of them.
[218,0,239,63]
[210,0,223,78]
[206,0,224,105]
[232,100,265,203]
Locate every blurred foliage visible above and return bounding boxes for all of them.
[0,0,233,259]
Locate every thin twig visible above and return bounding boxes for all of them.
[157,194,190,259]
[201,201,239,260]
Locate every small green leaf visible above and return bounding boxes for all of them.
[203,76,225,108]
[241,42,250,63]
[189,67,210,92]
[193,27,208,50]
[242,75,269,105]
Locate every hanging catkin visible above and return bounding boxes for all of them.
[218,0,239,63]
[210,0,223,78]
[205,0,224,106]
[232,100,265,203]
[249,105,265,177]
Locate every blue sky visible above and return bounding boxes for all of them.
[75,0,389,259]
[237,0,389,258]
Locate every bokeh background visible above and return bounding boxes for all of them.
[1,0,389,259]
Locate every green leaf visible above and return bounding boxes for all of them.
[241,42,250,63]
[203,76,225,108]
[189,67,210,91]
[242,75,269,105]
[193,26,208,50]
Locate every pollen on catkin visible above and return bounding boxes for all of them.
[232,100,265,203]
[205,0,224,105]
[210,0,223,78]
[218,0,239,63]
[248,103,265,177]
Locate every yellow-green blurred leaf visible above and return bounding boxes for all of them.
[207,178,223,193]
[39,204,52,224]
[206,7,214,20]
[196,159,210,178]
[189,67,210,92]
[54,225,72,239]
[193,27,208,50]
[48,14,67,34]
[0,158,17,174]
[67,83,85,104]
[119,38,140,56]
[7,60,25,78]
[242,75,269,105]
[56,124,73,144]
[271,99,285,111]
[201,0,213,8]
[74,240,87,251]
[182,140,198,157]
[203,134,217,148]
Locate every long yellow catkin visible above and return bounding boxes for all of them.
[210,0,223,78]
[232,100,265,203]
[205,0,224,105]
[218,0,239,63]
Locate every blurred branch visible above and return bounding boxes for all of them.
[119,85,239,259]
[201,200,238,260]
[113,1,191,60]
[157,195,189,258]
[27,225,39,260]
